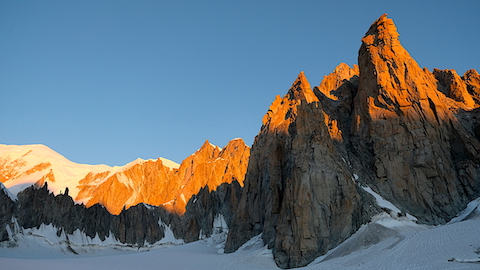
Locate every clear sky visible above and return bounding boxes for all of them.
[1,1,479,166]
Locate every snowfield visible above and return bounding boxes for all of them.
[1,206,480,270]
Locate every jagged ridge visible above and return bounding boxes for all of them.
[0,139,250,215]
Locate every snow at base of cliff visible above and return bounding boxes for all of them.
[2,203,480,270]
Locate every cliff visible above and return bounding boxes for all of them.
[225,14,480,268]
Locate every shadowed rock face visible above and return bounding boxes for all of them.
[226,14,480,268]
[13,183,165,245]
[0,184,15,242]
[1,180,243,247]
[165,180,243,243]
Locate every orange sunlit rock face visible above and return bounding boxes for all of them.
[0,158,50,183]
[463,69,480,104]
[433,68,476,108]
[74,138,250,215]
[261,71,319,134]
[317,63,359,101]
[226,14,480,268]
[355,14,479,129]
[316,62,359,142]
[0,139,250,216]
[226,63,374,269]
[35,169,56,187]
[322,111,342,141]
[169,139,250,214]
[353,14,480,225]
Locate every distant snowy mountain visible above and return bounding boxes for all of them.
[0,139,249,254]
[0,144,119,201]
[0,139,249,215]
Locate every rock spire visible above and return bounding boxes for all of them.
[226,14,480,268]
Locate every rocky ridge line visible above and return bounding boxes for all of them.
[1,139,250,215]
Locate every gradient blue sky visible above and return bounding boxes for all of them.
[1,1,479,166]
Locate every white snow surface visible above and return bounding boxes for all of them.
[2,204,480,270]
[158,157,180,169]
[448,197,480,224]
[0,144,179,203]
[361,184,418,221]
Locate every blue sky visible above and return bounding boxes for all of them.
[1,1,479,166]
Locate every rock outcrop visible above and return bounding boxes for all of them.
[165,180,242,242]
[16,183,165,246]
[433,68,475,108]
[1,179,242,247]
[226,14,480,268]
[463,69,480,104]
[0,183,15,242]
[351,14,480,225]
[225,72,379,268]
[167,139,249,214]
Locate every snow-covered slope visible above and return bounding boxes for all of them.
[1,144,111,201]
[0,144,179,204]
[0,140,250,215]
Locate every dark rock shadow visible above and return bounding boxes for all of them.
[0,180,242,248]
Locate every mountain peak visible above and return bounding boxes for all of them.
[197,139,222,156]
[318,63,359,100]
[287,71,318,103]
[356,13,441,121]
[362,14,399,47]
[261,72,319,133]
[200,139,213,149]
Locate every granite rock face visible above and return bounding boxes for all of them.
[1,179,242,247]
[226,14,480,268]
[225,72,379,268]
[9,183,165,246]
[463,69,480,105]
[351,14,480,225]
[165,180,242,243]
[0,184,15,242]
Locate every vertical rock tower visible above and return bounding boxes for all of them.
[226,14,480,268]
[352,14,480,224]
[225,72,378,268]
